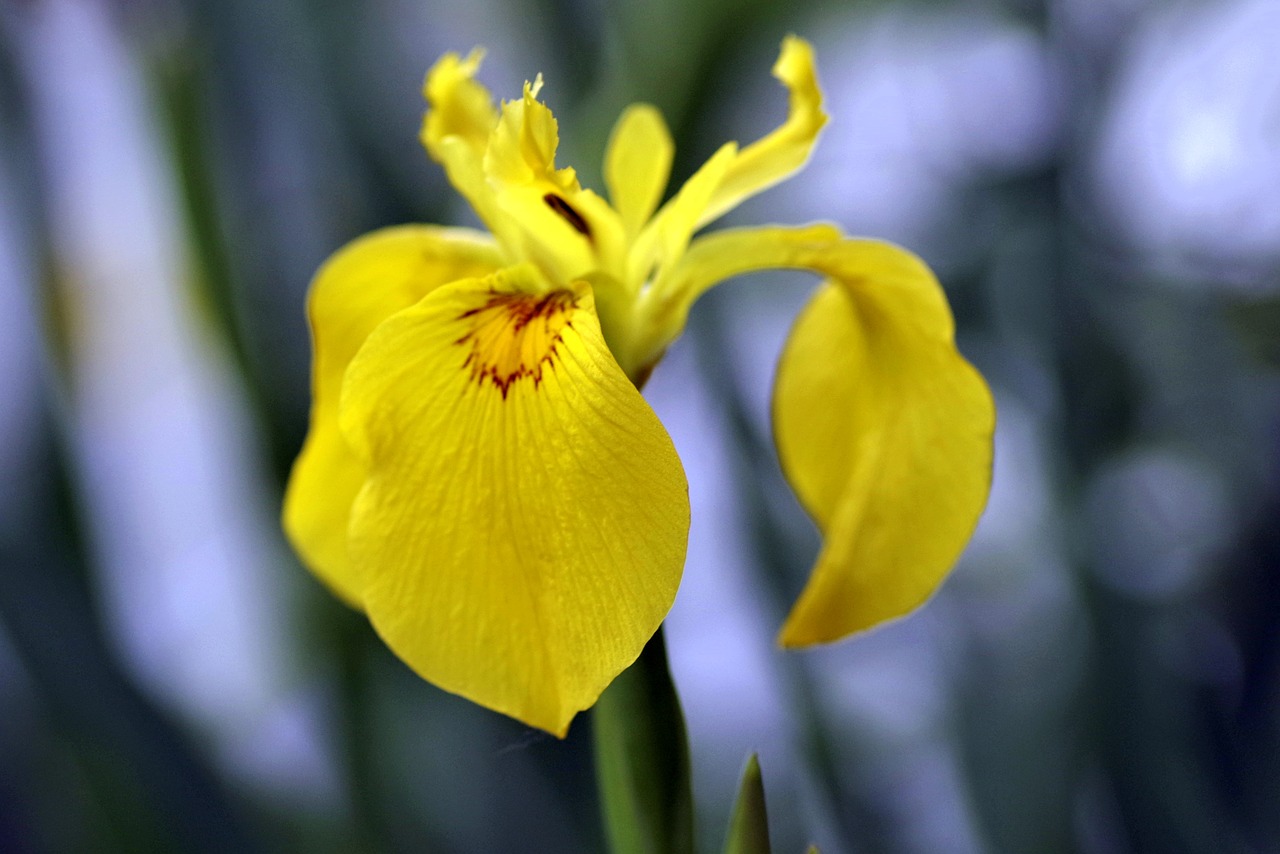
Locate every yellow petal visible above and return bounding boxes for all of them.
[632,142,737,285]
[421,49,497,164]
[630,224,842,371]
[771,241,994,645]
[636,224,991,642]
[485,78,578,192]
[282,225,503,606]
[420,51,523,248]
[337,267,689,736]
[622,35,823,320]
[604,104,674,237]
[482,82,627,287]
[697,35,827,229]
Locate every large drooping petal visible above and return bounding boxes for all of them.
[648,226,993,644]
[282,226,503,606]
[773,241,993,644]
[337,267,689,736]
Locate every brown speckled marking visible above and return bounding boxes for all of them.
[455,290,577,398]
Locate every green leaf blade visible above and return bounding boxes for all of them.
[723,753,770,854]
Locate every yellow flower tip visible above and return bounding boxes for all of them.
[487,77,579,195]
[421,47,497,161]
[676,35,829,233]
[776,623,813,650]
[775,34,828,131]
[776,35,814,79]
[774,581,927,649]
[423,47,486,99]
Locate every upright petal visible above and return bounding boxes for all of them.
[483,82,627,286]
[772,241,994,645]
[338,267,689,736]
[420,52,517,246]
[421,49,497,166]
[630,142,738,292]
[604,104,674,238]
[283,226,503,606]
[625,35,823,303]
[702,36,825,226]
[680,36,825,232]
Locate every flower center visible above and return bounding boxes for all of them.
[455,290,577,398]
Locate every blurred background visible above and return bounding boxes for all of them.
[1,0,1278,851]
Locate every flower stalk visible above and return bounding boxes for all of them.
[593,628,694,854]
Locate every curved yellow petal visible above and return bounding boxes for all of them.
[697,35,826,229]
[631,224,841,371]
[337,267,689,736]
[623,35,823,322]
[421,49,497,165]
[604,104,674,237]
[282,225,503,606]
[480,81,627,287]
[420,51,521,249]
[485,78,577,192]
[771,241,994,645]
[640,224,992,643]
[631,142,737,287]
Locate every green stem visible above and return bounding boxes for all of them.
[592,627,695,854]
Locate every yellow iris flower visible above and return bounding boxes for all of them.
[283,37,995,737]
